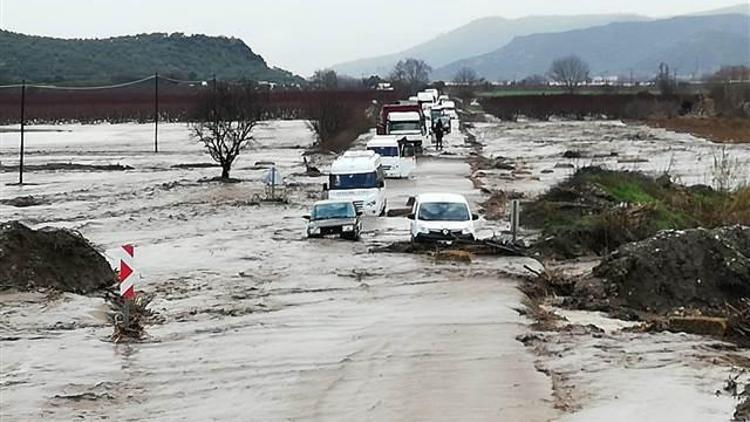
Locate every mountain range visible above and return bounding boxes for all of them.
[0,31,301,85]
[434,13,750,80]
[331,13,647,76]
[333,3,750,81]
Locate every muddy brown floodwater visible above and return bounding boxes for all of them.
[1,121,556,421]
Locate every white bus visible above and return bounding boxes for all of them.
[326,150,388,216]
[366,135,416,179]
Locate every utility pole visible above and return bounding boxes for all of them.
[154,73,159,153]
[19,80,26,185]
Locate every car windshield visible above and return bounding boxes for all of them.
[368,146,399,157]
[418,202,470,221]
[329,172,378,190]
[389,121,421,132]
[313,202,356,219]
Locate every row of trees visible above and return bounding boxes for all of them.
[308,55,591,97]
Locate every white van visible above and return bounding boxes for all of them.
[417,91,436,108]
[387,111,428,153]
[408,193,479,243]
[423,89,439,103]
[327,150,387,216]
[366,135,416,178]
[442,100,458,120]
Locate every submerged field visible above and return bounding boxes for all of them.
[1,118,749,421]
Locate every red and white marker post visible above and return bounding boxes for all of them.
[118,244,136,300]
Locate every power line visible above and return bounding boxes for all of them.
[0,75,157,90]
[158,75,208,85]
[0,74,214,91]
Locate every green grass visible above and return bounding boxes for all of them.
[475,84,709,98]
[476,87,660,97]
[527,167,747,257]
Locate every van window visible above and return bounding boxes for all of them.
[368,146,399,157]
[330,172,378,190]
[417,202,470,221]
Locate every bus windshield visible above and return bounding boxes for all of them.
[329,172,379,190]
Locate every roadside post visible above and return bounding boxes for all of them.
[154,73,159,153]
[118,244,136,299]
[18,80,26,185]
[264,164,283,200]
[117,244,137,325]
[510,199,520,244]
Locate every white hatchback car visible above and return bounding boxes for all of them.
[407,193,479,243]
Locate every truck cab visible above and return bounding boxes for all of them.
[386,111,427,154]
[327,150,387,216]
[366,135,416,179]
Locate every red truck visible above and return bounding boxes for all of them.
[376,102,426,135]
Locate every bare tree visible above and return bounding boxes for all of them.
[453,67,482,85]
[389,58,432,93]
[311,69,339,89]
[306,95,370,152]
[190,82,266,179]
[548,55,590,93]
[656,62,675,97]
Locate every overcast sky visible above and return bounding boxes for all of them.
[0,0,745,75]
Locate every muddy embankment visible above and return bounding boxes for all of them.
[643,117,750,145]
[0,221,115,294]
[465,114,750,420]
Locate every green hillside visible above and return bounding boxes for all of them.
[0,31,302,85]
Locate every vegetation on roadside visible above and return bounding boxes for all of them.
[306,97,373,152]
[525,167,750,258]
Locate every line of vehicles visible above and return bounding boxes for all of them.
[304,89,476,244]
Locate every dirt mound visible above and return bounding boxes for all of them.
[0,196,47,208]
[585,226,750,314]
[373,239,525,257]
[1,163,133,172]
[0,221,115,294]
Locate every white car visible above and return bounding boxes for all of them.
[408,193,479,243]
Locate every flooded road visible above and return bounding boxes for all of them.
[1,121,556,420]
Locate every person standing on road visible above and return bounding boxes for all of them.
[433,120,445,150]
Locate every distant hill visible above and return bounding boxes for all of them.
[690,3,750,16]
[0,31,302,85]
[331,13,647,77]
[434,14,750,81]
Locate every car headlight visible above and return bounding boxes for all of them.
[342,225,354,232]
[461,228,473,235]
[309,227,320,234]
[416,224,429,234]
